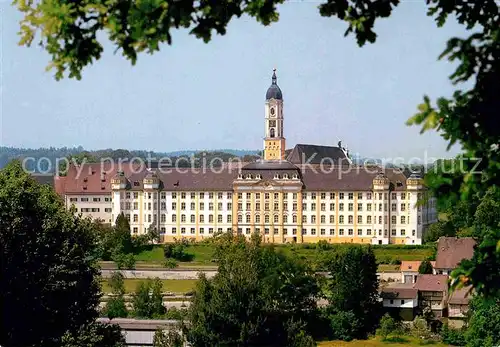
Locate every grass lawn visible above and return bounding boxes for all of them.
[319,336,449,346]
[101,279,197,294]
[378,264,400,272]
[130,243,433,270]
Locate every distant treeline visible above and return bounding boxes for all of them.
[0,146,260,173]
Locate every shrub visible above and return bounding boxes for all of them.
[164,258,178,269]
[441,324,466,346]
[377,313,397,340]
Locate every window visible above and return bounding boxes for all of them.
[348,193,353,200]
[238,215,243,223]
[181,202,186,210]
[172,227,177,233]
[199,215,205,223]
[218,192,223,199]
[320,203,326,211]
[125,193,131,199]
[311,203,316,211]
[367,216,372,224]
[227,202,232,210]
[401,300,405,305]
[200,227,204,234]
[265,215,270,223]
[311,192,316,199]
[392,193,397,199]
[209,228,214,234]
[227,193,232,199]
[401,229,406,236]
[199,202,205,210]
[274,215,279,223]
[171,202,176,210]
[209,215,214,223]
[357,193,363,200]
[339,193,344,199]
[246,203,251,210]
[283,203,288,210]
[339,228,344,236]
[367,203,372,211]
[133,227,138,233]
[348,215,353,224]
[330,203,335,211]
[293,193,298,200]
[265,193,270,200]
[348,203,353,211]
[190,202,195,210]
[293,215,297,223]
[218,202,223,210]
[148,214,152,222]
[329,229,334,235]
[283,215,288,223]
[391,216,396,224]
[133,202,138,210]
[181,214,186,222]
[330,192,335,199]
[133,214,138,222]
[367,229,372,235]
[293,203,297,211]
[134,192,139,199]
[302,215,307,223]
[172,214,177,222]
[401,203,406,212]
[412,229,416,236]
[190,227,195,234]
[330,215,335,223]
[209,203,214,211]
[358,203,363,211]
[265,203,270,211]
[401,216,406,224]
[246,193,251,199]
[105,208,112,213]
[357,229,362,236]
[302,203,307,211]
[161,202,166,210]
[321,215,326,224]
[227,215,232,223]
[401,193,406,199]
[311,215,316,223]
[181,192,186,199]
[379,203,382,211]
[93,197,100,202]
[378,216,382,224]
[339,203,344,211]
[357,215,362,223]
[181,227,186,234]
[339,215,344,224]
[209,192,214,199]
[274,202,279,210]
[172,192,177,199]
[274,193,279,200]
[246,215,251,223]
[391,229,397,236]
[256,203,261,210]
[255,214,261,223]
[321,193,326,199]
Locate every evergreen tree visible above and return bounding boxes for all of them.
[103,272,128,319]
[419,260,434,275]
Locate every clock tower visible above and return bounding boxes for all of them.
[263,69,286,161]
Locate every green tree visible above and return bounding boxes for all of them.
[61,322,126,347]
[132,278,166,319]
[114,213,133,254]
[153,329,184,347]
[186,233,319,346]
[15,0,500,298]
[0,160,121,347]
[465,297,500,347]
[377,313,397,341]
[419,260,434,275]
[103,272,128,319]
[58,152,98,176]
[323,245,380,340]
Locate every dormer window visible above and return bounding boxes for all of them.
[292,174,298,179]
[246,174,252,179]
[283,174,289,179]
[238,174,243,179]
[83,177,88,182]
[274,174,280,179]
[256,174,262,180]
[133,181,140,187]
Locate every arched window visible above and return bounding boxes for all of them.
[270,128,275,138]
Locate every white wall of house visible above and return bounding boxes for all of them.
[383,298,418,308]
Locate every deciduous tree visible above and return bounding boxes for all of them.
[0,160,122,347]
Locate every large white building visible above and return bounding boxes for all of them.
[56,71,437,244]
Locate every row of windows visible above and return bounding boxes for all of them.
[234,202,421,213]
[121,201,233,211]
[232,228,416,237]
[79,208,112,213]
[123,212,421,226]
[70,197,111,202]
[122,192,232,200]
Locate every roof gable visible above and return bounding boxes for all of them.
[435,237,476,269]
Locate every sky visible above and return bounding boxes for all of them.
[1,1,469,161]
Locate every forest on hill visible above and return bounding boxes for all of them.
[0,146,260,173]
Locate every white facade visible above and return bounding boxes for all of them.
[383,298,418,308]
[66,194,113,224]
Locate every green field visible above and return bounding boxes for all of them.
[100,279,197,294]
[319,336,449,347]
[129,243,434,270]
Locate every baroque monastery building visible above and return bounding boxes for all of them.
[56,70,437,245]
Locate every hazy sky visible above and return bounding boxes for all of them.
[1,1,468,161]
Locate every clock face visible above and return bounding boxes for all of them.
[270,107,275,116]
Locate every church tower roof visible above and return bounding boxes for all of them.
[265,69,283,100]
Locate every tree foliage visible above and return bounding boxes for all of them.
[186,232,319,347]
[465,296,500,347]
[377,313,397,341]
[60,322,126,347]
[323,245,380,340]
[103,272,128,319]
[132,278,166,319]
[0,160,121,347]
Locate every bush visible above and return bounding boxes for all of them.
[329,311,361,341]
[163,241,193,262]
[441,324,466,346]
[377,313,397,340]
[164,258,178,269]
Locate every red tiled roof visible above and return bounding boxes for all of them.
[58,163,412,195]
[435,237,476,270]
[401,260,436,272]
[414,274,448,292]
[381,283,418,299]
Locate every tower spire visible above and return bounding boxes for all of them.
[272,68,277,85]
